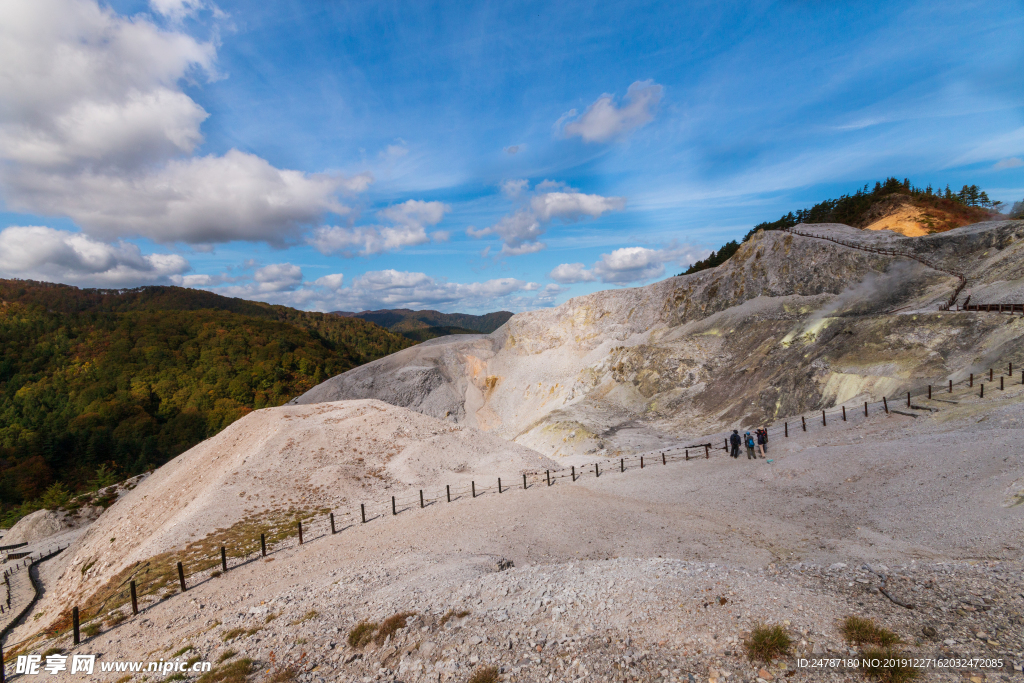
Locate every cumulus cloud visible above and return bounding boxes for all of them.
[0,225,190,287]
[550,243,707,286]
[202,267,547,312]
[471,181,625,255]
[309,199,450,256]
[560,80,663,143]
[0,0,369,245]
[548,262,596,284]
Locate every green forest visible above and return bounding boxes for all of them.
[681,177,1002,276]
[0,280,414,525]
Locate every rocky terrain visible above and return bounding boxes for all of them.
[3,220,1023,683]
[293,220,1024,458]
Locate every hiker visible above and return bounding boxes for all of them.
[756,428,767,458]
[729,430,741,458]
[744,431,756,459]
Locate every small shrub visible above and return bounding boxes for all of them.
[859,647,921,682]
[105,612,127,627]
[197,658,253,683]
[744,623,792,662]
[217,649,237,663]
[467,665,500,683]
[375,611,415,644]
[221,627,247,642]
[172,645,194,658]
[841,616,901,646]
[210,570,222,578]
[348,621,378,648]
[439,609,471,627]
[265,665,300,682]
[82,622,101,638]
[290,609,318,626]
[41,647,63,657]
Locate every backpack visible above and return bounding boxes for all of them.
[745,435,755,447]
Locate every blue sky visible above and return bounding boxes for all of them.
[1,0,1022,313]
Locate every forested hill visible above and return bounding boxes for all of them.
[0,280,414,523]
[332,308,514,342]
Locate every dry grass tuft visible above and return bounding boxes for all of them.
[466,665,500,683]
[841,616,901,646]
[744,623,792,662]
[217,649,237,663]
[197,658,253,683]
[859,647,921,682]
[439,609,471,627]
[348,621,378,648]
[290,609,318,625]
[375,611,416,644]
[172,644,194,657]
[265,665,301,682]
[104,611,127,627]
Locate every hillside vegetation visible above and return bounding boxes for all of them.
[0,280,414,523]
[333,308,513,341]
[683,177,1000,275]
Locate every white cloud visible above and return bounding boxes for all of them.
[309,199,450,256]
[207,268,542,313]
[548,262,596,284]
[0,225,190,287]
[993,157,1023,170]
[561,80,663,143]
[313,273,344,290]
[149,0,208,21]
[471,181,625,255]
[593,247,666,284]
[530,191,626,221]
[253,263,303,292]
[0,0,370,245]
[500,179,529,198]
[551,243,707,286]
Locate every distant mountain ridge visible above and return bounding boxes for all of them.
[332,308,514,341]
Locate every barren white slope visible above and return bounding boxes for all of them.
[49,399,555,608]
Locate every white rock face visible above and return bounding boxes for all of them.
[294,220,1024,456]
[4,509,72,545]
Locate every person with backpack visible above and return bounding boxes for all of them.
[756,428,767,457]
[729,430,741,458]
[744,432,756,459]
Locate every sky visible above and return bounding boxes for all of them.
[1,0,1022,314]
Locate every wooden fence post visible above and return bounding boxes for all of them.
[928,385,931,399]
[704,444,709,459]
[662,453,666,465]
[177,562,186,592]
[130,580,138,615]
[420,490,424,508]
[498,478,502,494]
[297,520,303,545]
[842,406,846,421]
[785,422,788,437]
[980,383,984,398]
[970,373,973,387]
[73,606,80,644]
[595,463,600,477]
[949,379,953,392]
[822,410,826,426]
[260,533,266,556]
[392,496,397,515]
[472,482,476,498]
[802,416,806,431]
[1001,376,1004,391]
[447,485,451,502]
[546,470,551,486]
[990,368,993,381]
[640,456,644,469]
[220,546,227,572]
[883,397,888,413]
[621,458,625,471]
[523,473,528,489]
[571,466,576,482]
[361,504,366,523]
[330,512,336,534]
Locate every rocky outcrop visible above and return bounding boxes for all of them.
[294,221,1024,457]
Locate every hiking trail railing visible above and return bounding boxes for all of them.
[785,227,968,310]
